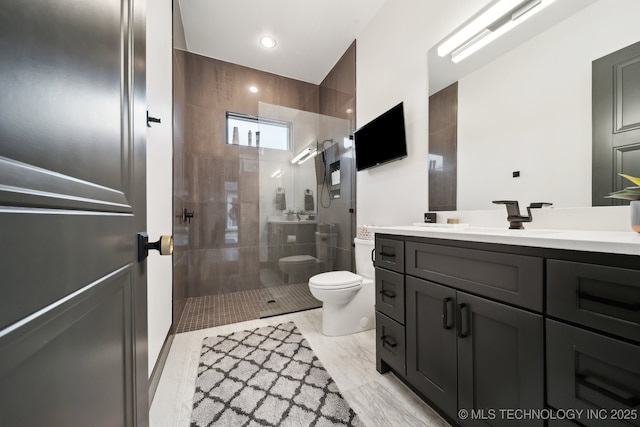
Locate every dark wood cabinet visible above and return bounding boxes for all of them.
[547,259,640,342]
[375,268,405,323]
[267,221,317,264]
[457,292,544,427]
[375,237,404,273]
[376,312,406,375]
[547,319,640,427]
[375,234,639,427]
[406,276,457,416]
[375,236,407,377]
[405,241,543,311]
[406,276,544,424]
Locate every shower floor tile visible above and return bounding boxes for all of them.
[175,282,321,334]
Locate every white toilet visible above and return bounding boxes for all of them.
[308,237,375,336]
[278,231,337,284]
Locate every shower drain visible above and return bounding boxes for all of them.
[267,299,276,304]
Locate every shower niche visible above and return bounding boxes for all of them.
[329,160,341,200]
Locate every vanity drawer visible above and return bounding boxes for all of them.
[547,320,640,427]
[375,268,405,324]
[376,312,405,376]
[375,237,404,273]
[405,242,543,311]
[547,260,640,342]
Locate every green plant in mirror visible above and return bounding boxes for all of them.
[606,174,640,201]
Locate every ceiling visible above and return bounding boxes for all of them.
[177,0,388,84]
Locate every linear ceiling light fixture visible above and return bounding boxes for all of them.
[438,0,555,63]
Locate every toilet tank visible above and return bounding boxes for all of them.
[315,232,338,261]
[354,238,375,279]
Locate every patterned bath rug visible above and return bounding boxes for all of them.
[191,322,364,426]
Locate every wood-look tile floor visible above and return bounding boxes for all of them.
[151,309,451,427]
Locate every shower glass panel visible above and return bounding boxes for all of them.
[257,102,355,318]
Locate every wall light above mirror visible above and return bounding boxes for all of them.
[429,0,597,96]
[438,0,558,64]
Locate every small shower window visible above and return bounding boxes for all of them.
[226,112,291,151]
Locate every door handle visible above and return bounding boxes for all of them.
[442,297,453,330]
[457,303,470,338]
[578,291,640,311]
[381,335,397,349]
[576,374,639,406]
[137,232,173,261]
[379,289,396,299]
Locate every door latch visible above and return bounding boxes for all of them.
[137,232,173,261]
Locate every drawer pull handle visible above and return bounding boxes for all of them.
[578,292,640,311]
[371,248,375,264]
[381,335,397,348]
[379,289,396,299]
[442,297,453,330]
[380,251,396,258]
[457,303,470,338]
[576,374,639,407]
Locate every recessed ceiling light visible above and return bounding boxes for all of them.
[259,35,277,49]
[249,86,258,93]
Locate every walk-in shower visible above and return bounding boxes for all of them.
[257,103,355,318]
[172,44,357,333]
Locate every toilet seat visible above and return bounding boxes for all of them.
[279,255,317,266]
[309,271,362,290]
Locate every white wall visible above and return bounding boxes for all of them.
[146,0,173,377]
[457,0,640,210]
[357,0,640,229]
[356,0,491,226]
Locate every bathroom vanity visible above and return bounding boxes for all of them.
[266,219,318,265]
[370,225,640,427]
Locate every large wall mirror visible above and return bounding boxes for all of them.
[428,0,640,211]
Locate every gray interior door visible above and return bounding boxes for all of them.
[0,1,148,426]
[593,41,640,205]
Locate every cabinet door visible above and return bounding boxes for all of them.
[405,242,543,311]
[375,237,404,273]
[547,319,640,427]
[547,259,640,342]
[457,292,544,427]
[376,313,406,376]
[376,268,405,324]
[406,277,458,417]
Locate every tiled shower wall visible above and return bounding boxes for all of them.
[174,51,320,299]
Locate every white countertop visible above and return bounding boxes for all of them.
[367,224,640,256]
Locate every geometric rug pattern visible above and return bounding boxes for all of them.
[191,322,364,426]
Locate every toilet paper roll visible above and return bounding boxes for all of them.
[287,235,296,243]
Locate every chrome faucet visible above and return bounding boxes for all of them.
[493,200,552,229]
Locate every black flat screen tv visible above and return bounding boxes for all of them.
[353,102,407,171]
